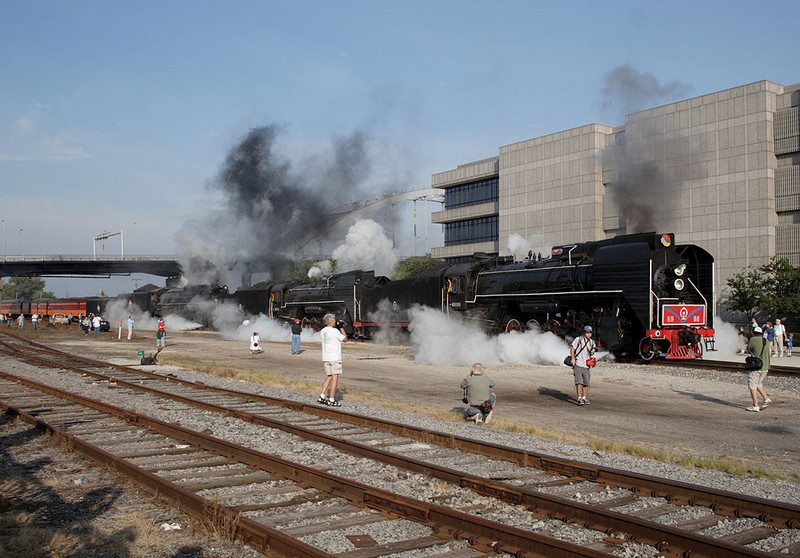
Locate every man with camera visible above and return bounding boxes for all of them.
[570,325,597,406]
[318,313,348,407]
[460,363,496,424]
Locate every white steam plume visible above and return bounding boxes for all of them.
[103,298,203,332]
[332,219,398,277]
[712,317,749,358]
[407,305,569,366]
[507,233,548,261]
[308,260,333,278]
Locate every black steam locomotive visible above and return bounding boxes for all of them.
[249,232,715,360]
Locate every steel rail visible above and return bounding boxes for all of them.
[3,334,799,532]
[0,370,617,558]
[0,382,332,558]
[0,342,794,557]
[24,340,798,529]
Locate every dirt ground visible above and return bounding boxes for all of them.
[31,328,800,478]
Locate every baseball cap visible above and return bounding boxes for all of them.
[753,326,762,333]
[584,325,593,332]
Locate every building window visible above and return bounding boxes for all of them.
[444,216,498,246]
[444,178,498,209]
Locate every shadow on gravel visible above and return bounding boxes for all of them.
[0,414,132,557]
[537,386,576,404]
[752,424,795,435]
[672,390,741,408]
[0,414,229,558]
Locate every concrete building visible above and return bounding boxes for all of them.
[431,80,800,306]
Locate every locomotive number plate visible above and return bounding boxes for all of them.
[662,304,705,325]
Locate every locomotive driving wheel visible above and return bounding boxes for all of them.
[639,337,658,361]
[504,319,522,333]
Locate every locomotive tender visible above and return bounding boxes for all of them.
[261,232,715,360]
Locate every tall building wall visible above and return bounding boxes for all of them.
[605,81,783,295]
[498,124,613,252]
[431,80,800,309]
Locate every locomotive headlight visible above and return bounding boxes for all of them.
[674,263,686,276]
[673,278,685,291]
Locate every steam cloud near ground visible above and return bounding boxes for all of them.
[408,305,576,366]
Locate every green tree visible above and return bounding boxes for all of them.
[724,268,765,323]
[761,258,800,320]
[1,277,55,300]
[393,255,441,280]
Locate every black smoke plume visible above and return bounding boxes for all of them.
[176,125,369,286]
[601,65,697,233]
[602,64,692,119]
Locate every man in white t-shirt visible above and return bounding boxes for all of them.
[773,319,786,357]
[318,313,347,406]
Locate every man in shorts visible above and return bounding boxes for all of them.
[318,313,347,407]
[570,325,597,405]
[746,326,772,412]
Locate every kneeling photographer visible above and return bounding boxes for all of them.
[460,362,496,424]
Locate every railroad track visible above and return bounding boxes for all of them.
[620,354,800,377]
[1,332,799,557]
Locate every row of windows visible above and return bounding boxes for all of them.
[444,177,499,209]
[444,216,498,246]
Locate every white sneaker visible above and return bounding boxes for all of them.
[474,414,483,424]
[484,410,494,424]
[746,405,760,412]
[763,398,772,407]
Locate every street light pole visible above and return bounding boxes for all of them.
[134,222,139,260]
[2,219,5,262]
[18,228,22,256]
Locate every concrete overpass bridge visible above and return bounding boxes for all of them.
[0,256,182,280]
[0,187,443,283]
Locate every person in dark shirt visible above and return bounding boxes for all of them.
[291,318,303,354]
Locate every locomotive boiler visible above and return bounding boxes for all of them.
[441,232,714,359]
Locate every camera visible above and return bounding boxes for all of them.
[336,320,345,329]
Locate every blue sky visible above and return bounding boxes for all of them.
[1,0,798,295]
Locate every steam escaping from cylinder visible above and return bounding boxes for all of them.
[408,305,569,366]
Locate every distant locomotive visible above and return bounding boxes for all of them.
[257,232,715,360]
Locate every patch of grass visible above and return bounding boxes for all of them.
[159,354,320,393]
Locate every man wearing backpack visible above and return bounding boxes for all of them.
[746,326,772,412]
